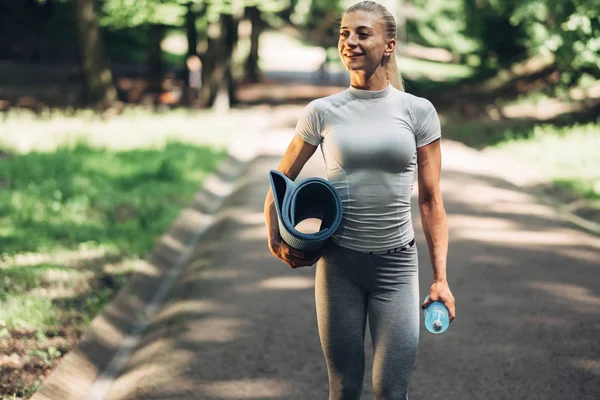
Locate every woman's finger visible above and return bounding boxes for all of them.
[303,253,322,266]
[279,252,307,268]
[448,303,456,322]
[421,295,434,309]
[290,253,321,268]
[441,294,456,322]
[287,247,315,259]
[272,240,322,268]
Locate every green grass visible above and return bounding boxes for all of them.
[0,263,103,330]
[0,264,81,297]
[0,295,57,331]
[0,111,229,397]
[0,141,225,257]
[0,107,251,153]
[493,122,600,201]
[444,119,600,202]
[0,137,226,334]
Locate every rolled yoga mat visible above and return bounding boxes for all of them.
[269,170,343,252]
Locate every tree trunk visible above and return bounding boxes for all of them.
[147,24,167,94]
[183,2,204,106]
[185,3,198,60]
[72,0,117,106]
[244,6,262,83]
[224,14,239,107]
[198,14,239,109]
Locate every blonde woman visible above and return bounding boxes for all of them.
[264,2,456,398]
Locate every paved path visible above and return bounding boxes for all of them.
[98,122,600,399]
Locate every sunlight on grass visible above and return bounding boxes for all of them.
[443,119,599,202]
[398,55,474,82]
[0,295,57,330]
[0,107,260,154]
[0,141,226,257]
[494,123,600,201]
[0,137,226,354]
[0,243,120,269]
[0,264,74,294]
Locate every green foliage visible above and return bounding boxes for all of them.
[509,0,600,86]
[408,0,599,85]
[290,0,341,26]
[100,0,200,28]
[255,0,292,14]
[408,0,479,55]
[100,0,292,29]
[103,25,149,63]
[462,0,529,69]
[0,141,226,258]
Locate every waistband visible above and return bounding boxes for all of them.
[364,238,416,255]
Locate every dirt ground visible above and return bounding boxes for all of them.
[1,327,81,398]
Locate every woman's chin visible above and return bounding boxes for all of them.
[344,63,366,71]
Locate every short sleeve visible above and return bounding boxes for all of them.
[413,98,441,148]
[295,101,323,146]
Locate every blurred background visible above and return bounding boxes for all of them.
[0,0,598,397]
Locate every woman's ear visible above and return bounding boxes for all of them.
[384,38,396,56]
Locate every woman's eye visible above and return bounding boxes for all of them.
[340,31,349,37]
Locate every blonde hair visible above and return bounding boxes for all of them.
[344,1,405,91]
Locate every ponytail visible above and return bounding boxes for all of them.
[385,51,404,91]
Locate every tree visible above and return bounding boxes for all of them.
[198,0,291,108]
[73,0,118,106]
[198,11,239,109]
[509,0,600,86]
[100,0,191,103]
[244,6,263,83]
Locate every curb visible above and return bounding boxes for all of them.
[534,191,600,237]
[31,146,260,400]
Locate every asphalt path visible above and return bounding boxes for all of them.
[100,127,600,400]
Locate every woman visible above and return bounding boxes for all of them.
[264,1,456,399]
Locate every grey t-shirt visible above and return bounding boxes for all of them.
[295,82,441,253]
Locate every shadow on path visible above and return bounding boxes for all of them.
[95,150,600,400]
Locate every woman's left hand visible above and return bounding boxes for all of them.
[422,280,456,323]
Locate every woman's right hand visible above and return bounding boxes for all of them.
[269,235,323,269]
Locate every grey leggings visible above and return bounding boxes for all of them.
[315,240,420,400]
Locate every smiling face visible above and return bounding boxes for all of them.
[338,10,395,74]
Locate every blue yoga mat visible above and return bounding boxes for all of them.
[269,170,343,252]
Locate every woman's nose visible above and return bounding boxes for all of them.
[347,33,358,46]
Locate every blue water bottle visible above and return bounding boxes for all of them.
[423,296,450,334]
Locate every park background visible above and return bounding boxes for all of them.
[0,0,599,397]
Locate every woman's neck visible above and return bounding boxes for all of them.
[349,68,388,91]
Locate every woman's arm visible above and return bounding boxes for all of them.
[416,139,456,321]
[264,135,322,268]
